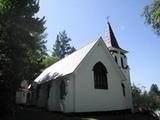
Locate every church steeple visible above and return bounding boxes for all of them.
[104,22,121,49]
[103,21,133,111]
[104,22,127,53]
[104,22,129,70]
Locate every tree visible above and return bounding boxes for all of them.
[142,0,160,36]
[132,84,143,105]
[148,84,160,109]
[0,0,46,117]
[52,30,76,59]
[42,55,60,68]
[149,84,159,95]
[132,84,160,110]
[149,91,160,109]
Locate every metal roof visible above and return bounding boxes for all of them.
[34,39,99,83]
[34,23,128,84]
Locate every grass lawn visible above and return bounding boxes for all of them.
[6,107,158,120]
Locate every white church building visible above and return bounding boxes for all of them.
[34,22,133,113]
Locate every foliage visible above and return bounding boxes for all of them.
[52,30,76,59]
[132,84,160,110]
[142,0,160,36]
[150,84,159,94]
[149,84,160,109]
[42,55,60,68]
[149,91,160,109]
[0,0,46,117]
[132,84,145,105]
[132,84,142,98]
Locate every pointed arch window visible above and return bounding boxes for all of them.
[115,56,118,63]
[93,62,108,89]
[121,57,124,68]
[60,80,66,100]
[121,83,125,96]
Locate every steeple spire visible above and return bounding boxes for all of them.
[104,22,121,49]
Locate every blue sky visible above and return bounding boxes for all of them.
[37,0,160,91]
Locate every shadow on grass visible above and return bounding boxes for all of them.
[2,106,158,120]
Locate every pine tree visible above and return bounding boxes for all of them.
[0,0,47,116]
[52,30,76,59]
[149,84,159,95]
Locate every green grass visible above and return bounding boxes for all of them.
[6,107,158,120]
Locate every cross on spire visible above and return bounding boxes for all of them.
[106,16,110,23]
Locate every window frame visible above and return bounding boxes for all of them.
[121,83,125,96]
[93,62,108,89]
[121,57,124,68]
[115,56,118,63]
[60,80,66,100]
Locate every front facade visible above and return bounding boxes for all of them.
[34,23,133,113]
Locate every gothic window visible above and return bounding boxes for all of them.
[60,80,66,100]
[121,57,124,68]
[121,83,125,96]
[93,62,108,89]
[115,56,118,63]
[47,83,51,99]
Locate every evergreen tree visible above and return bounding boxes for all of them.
[42,55,60,68]
[0,0,46,117]
[52,30,76,58]
[150,84,159,95]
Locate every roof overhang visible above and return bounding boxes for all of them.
[108,47,128,54]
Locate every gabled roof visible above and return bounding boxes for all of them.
[34,39,99,83]
[35,37,127,84]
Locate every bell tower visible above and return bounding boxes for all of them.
[104,22,129,80]
[104,22,133,111]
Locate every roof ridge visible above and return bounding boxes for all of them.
[50,38,99,64]
[47,39,98,67]
[34,38,99,83]
[74,38,99,52]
